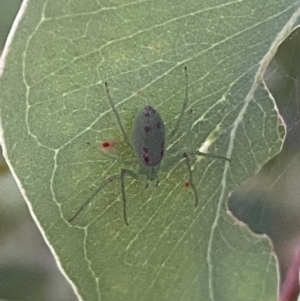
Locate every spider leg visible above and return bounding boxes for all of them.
[167,66,189,140]
[183,152,199,207]
[120,168,138,226]
[182,150,230,207]
[68,174,119,223]
[144,177,159,189]
[105,82,133,150]
[186,150,230,162]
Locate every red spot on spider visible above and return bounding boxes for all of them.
[156,121,161,128]
[145,106,156,114]
[143,155,150,164]
[144,126,151,133]
[143,147,149,153]
[184,181,190,188]
[144,112,150,117]
[100,140,115,152]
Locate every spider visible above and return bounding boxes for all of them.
[69,66,230,226]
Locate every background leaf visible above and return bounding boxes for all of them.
[1,1,300,300]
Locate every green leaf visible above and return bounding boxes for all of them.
[0,1,299,300]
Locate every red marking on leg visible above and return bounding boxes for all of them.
[100,140,115,152]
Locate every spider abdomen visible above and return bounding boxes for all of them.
[132,105,165,167]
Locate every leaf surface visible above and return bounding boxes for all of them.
[1,1,299,300]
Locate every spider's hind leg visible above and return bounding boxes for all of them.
[69,167,138,226]
[182,150,230,207]
[68,174,120,223]
[183,152,199,207]
[120,168,138,226]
